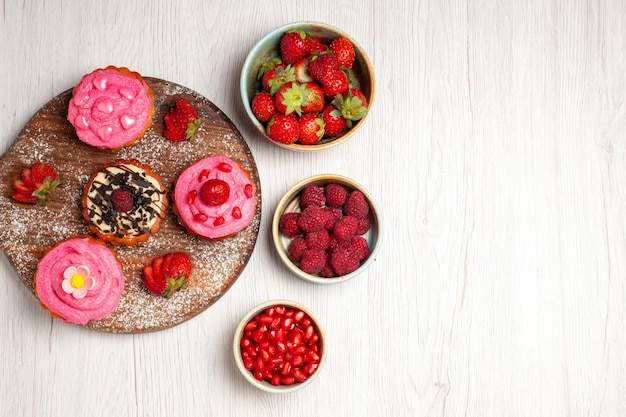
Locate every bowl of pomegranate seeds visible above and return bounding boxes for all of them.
[272,174,382,284]
[240,21,375,151]
[233,299,326,393]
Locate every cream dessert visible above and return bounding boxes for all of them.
[67,66,155,149]
[173,155,255,239]
[82,159,168,246]
[35,236,125,325]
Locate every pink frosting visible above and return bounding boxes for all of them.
[35,237,125,325]
[174,156,256,239]
[67,68,153,148]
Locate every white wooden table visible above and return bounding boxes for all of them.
[1,1,625,416]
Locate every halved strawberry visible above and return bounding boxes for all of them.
[142,252,192,298]
[163,99,202,142]
[293,58,313,83]
[12,163,60,205]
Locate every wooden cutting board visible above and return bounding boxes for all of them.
[0,77,262,333]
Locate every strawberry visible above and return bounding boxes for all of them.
[348,88,368,107]
[321,104,347,137]
[321,70,349,99]
[301,82,325,113]
[308,53,339,85]
[262,64,296,95]
[280,30,308,64]
[329,37,355,69]
[305,36,328,56]
[256,57,282,80]
[142,252,192,298]
[299,114,325,145]
[293,58,313,83]
[266,113,299,144]
[199,178,230,206]
[163,99,202,142]
[275,82,307,116]
[251,92,276,123]
[331,89,368,128]
[12,163,60,205]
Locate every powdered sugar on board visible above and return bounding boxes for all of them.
[0,77,262,333]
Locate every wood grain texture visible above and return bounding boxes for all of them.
[0,0,625,416]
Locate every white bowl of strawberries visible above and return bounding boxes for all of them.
[240,21,375,150]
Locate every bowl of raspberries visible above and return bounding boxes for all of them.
[240,21,375,150]
[272,174,382,284]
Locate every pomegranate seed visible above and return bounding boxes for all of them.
[232,206,242,219]
[255,357,265,371]
[271,354,284,365]
[309,334,319,344]
[243,358,254,371]
[274,305,285,315]
[218,162,232,172]
[281,376,296,386]
[266,307,276,317]
[293,344,307,356]
[251,329,265,343]
[291,355,304,367]
[276,342,286,352]
[245,346,257,358]
[244,321,257,332]
[290,331,302,345]
[294,310,305,322]
[275,329,286,343]
[307,351,320,362]
[213,216,225,226]
[263,370,273,380]
[270,375,281,386]
[282,317,294,331]
[199,169,210,181]
[284,308,295,317]
[304,362,319,375]
[240,337,252,348]
[301,318,311,327]
[193,212,208,222]
[253,370,264,381]
[258,314,273,325]
[293,369,307,382]
[281,362,292,376]
[187,190,197,204]
[270,317,281,329]
[244,183,253,198]
[260,349,270,362]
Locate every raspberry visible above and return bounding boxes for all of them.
[297,206,327,232]
[279,212,302,238]
[324,207,342,231]
[344,190,369,219]
[305,229,330,251]
[330,242,360,276]
[350,236,370,261]
[320,261,336,278]
[356,216,371,235]
[333,215,359,241]
[287,236,307,262]
[111,188,135,212]
[299,249,327,275]
[324,183,348,208]
[299,184,325,209]
[327,232,339,253]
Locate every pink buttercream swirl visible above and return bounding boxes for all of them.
[35,237,125,325]
[174,156,256,239]
[67,68,153,149]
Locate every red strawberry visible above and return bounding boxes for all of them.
[321,105,347,137]
[301,82,325,114]
[12,163,60,205]
[329,37,355,69]
[293,58,313,83]
[308,53,339,84]
[331,88,368,127]
[275,82,307,116]
[262,64,296,94]
[142,252,192,298]
[163,99,202,142]
[305,36,328,56]
[251,92,276,123]
[199,178,230,206]
[266,113,299,144]
[256,57,282,80]
[280,30,308,64]
[321,70,349,99]
[111,188,135,212]
[298,114,325,145]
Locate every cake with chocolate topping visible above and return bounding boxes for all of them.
[82,159,168,246]
[173,155,256,239]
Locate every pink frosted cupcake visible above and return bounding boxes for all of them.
[67,66,156,149]
[35,236,125,325]
[173,155,256,239]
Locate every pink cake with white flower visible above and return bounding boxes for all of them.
[34,236,125,325]
[173,155,256,239]
[67,66,156,149]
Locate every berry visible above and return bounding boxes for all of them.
[300,82,325,114]
[297,206,327,232]
[329,37,355,69]
[356,216,371,235]
[12,163,61,205]
[111,188,135,212]
[350,236,370,261]
[321,105,347,137]
[333,215,359,241]
[299,250,327,275]
[299,184,325,209]
[280,30,308,64]
[308,53,339,85]
[320,261,336,278]
[163,99,202,142]
[298,114,325,145]
[251,92,276,123]
[321,70,349,99]
[262,64,296,94]
[275,82,307,116]
[287,236,307,262]
[348,88,368,107]
[344,190,369,219]
[305,229,330,251]
[266,113,299,144]
[306,36,328,56]
[324,183,348,208]
[142,252,192,298]
[293,58,313,83]
[324,207,342,231]
[279,212,302,238]
[331,89,368,128]
[199,179,230,206]
[330,242,360,276]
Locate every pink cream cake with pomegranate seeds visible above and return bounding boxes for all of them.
[173,156,256,239]
[67,66,155,149]
[35,236,125,325]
